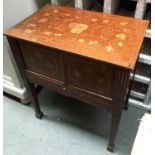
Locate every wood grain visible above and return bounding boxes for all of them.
[4,4,148,70]
[4,5,148,152]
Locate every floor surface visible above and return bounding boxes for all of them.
[3,88,147,155]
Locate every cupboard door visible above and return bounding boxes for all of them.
[65,55,114,98]
[18,40,64,82]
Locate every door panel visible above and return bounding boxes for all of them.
[19,41,64,82]
[65,55,114,97]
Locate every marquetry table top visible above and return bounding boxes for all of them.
[4,4,148,70]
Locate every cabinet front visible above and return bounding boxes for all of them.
[65,55,114,98]
[18,41,64,82]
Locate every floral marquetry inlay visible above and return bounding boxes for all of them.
[117,42,124,47]
[54,33,62,37]
[28,24,37,27]
[115,33,127,40]
[119,22,128,26]
[69,23,88,34]
[44,31,53,36]
[78,39,85,43]
[38,18,48,23]
[105,46,114,52]
[44,13,50,16]
[25,29,35,34]
[5,4,148,70]
[89,40,98,46]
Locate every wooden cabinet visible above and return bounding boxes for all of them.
[4,4,148,152]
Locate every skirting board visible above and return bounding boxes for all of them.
[3,81,30,104]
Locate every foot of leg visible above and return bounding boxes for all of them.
[35,111,43,119]
[107,114,121,152]
[107,143,115,152]
[123,103,128,110]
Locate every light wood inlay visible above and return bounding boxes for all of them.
[4,5,148,152]
[4,4,149,70]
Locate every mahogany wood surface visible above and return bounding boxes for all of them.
[4,4,148,70]
[4,4,148,152]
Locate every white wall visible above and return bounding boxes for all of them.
[3,0,44,31]
[3,0,45,98]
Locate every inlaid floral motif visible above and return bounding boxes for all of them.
[43,31,62,37]
[120,22,128,26]
[115,33,126,40]
[44,31,53,36]
[105,46,114,52]
[28,24,37,27]
[38,18,48,23]
[78,39,85,43]
[117,42,124,47]
[89,40,98,46]
[69,23,88,34]
[25,29,35,33]
[44,13,50,16]
[54,33,62,37]
[5,4,149,71]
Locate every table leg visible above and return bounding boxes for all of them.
[7,37,43,119]
[124,98,129,110]
[107,68,130,152]
[25,81,43,119]
[107,114,121,152]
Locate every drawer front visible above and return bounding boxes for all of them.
[67,85,112,111]
[65,55,114,98]
[18,41,63,82]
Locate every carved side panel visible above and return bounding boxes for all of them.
[112,68,130,114]
[18,40,64,82]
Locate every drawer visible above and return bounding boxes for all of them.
[65,55,114,98]
[18,40,64,82]
[67,85,112,112]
